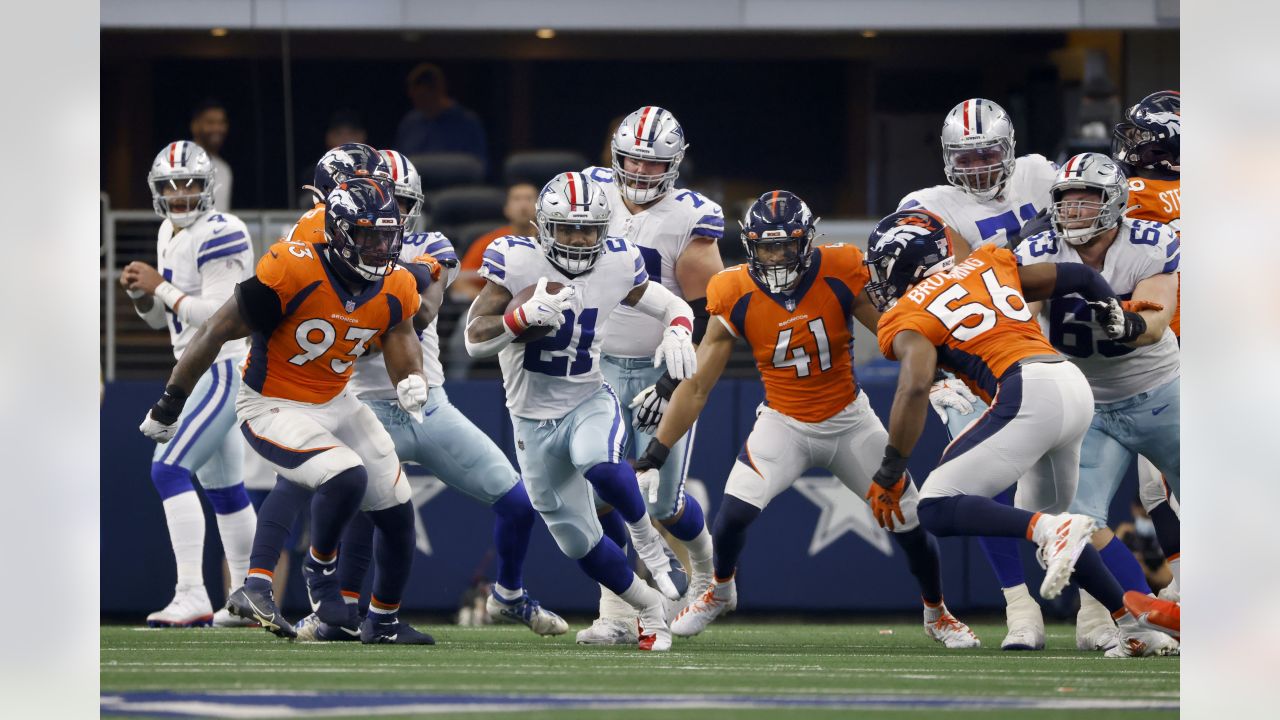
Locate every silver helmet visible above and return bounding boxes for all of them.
[1049,152,1129,246]
[611,106,688,204]
[536,172,612,275]
[379,149,425,231]
[147,140,217,228]
[940,98,1016,201]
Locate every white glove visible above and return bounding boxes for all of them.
[630,384,667,434]
[517,277,574,331]
[636,467,661,504]
[396,374,429,423]
[928,377,979,423]
[139,410,179,443]
[653,324,697,380]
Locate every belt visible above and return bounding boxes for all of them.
[1016,354,1067,367]
[601,354,654,369]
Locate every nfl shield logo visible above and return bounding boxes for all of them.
[344,300,356,313]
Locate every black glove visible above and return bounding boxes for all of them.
[632,438,671,473]
[872,445,910,490]
[631,372,680,434]
[150,384,189,426]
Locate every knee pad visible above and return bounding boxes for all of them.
[491,481,535,522]
[545,519,599,560]
[310,447,366,488]
[204,483,251,515]
[150,462,195,500]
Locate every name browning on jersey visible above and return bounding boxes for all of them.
[906,254,988,305]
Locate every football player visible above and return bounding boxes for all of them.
[465,172,699,651]
[897,98,1060,650]
[294,150,567,641]
[576,107,724,645]
[121,141,257,628]
[140,177,437,645]
[866,207,1180,657]
[1113,90,1182,602]
[1016,152,1180,654]
[633,192,977,647]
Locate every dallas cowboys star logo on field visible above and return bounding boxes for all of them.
[793,476,894,557]
[404,470,447,556]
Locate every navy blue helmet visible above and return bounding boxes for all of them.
[1112,90,1180,175]
[324,176,403,282]
[864,209,956,312]
[740,190,819,293]
[312,143,390,201]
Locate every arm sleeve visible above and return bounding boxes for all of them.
[235,276,285,335]
[134,297,167,329]
[629,281,693,327]
[1054,263,1116,301]
[688,296,710,344]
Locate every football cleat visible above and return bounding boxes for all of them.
[225,585,296,639]
[671,580,737,637]
[674,570,715,621]
[301,555,355,628]
[924,605,981,649]
[359,614,436,645]
[575,617,638,645]
[1157,578,1180,603]
[294,612,361,642]
[1123,591,1180,639]
[146,585,214,628]
[211,606,258,628]
[1000,586,1045,651]
[486,590,569,636]
[637,596,673,652]
[1076,590,1119,651]
[1106,613,1180,657]
[1033,513,1097,599]
[629,521,681,600]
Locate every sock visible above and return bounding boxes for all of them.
[245,478,312,592]
[665,492,706,543]
[490,482,535,591]
[977,487,1026,587]
[922,596,946,623]
[1148,500,1181,560]
[576,537,635,595]
[1003,583,1036,609]
[1073,544,1125,613]
[367,501,416,611]
[494,583,523,602]
[337,511,375,599]
[310,466,368,556]
[1167,554,1180,588]
[1098,535,1153,594]
[711,494,761,580]
[682,527,714,576]
[598,508,629,551]
[917,495,1036,538]
[151,463,204,587]
[368,594,399,622]
[617,573,662,612]
[206,483,255,587]
[583,462,646,523]
[712,575,736,600]
[891,526,944,605]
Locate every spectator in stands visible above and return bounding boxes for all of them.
[298,110,368,207]
[395,63,488,169]
[190,99,232,210]
[452,181,538,303]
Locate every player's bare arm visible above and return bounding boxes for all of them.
[654,316,735,448]
[380,317,426,386]
[675,236,725,302]
[851,288,883,333]
[464,279,516,345]
[413,276,445,333]
[120,262,167,328]
[168,297,250,396]
[886,330,939,457]
[1125,272,1176,345]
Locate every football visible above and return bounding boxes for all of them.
[505,281,565,343]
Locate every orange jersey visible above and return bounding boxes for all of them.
[1127,176,1182,336]
[242,237,421,404]
[877,245,1057,403]
[287,202,326,244]
[706,244,870,423]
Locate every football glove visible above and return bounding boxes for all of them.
[514,277,574,331]
[396,374,429,423]
[630,373,680,434]
[140,385,188,443]
[928,377,979,423]
[653,324,697,380]
[1088,297,1161,343]
[409,253,443,282]
[868,447,911,530]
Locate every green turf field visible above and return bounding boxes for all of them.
[100,620,1178,719]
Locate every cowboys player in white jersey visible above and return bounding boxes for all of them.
[1016,153,1180,656]
[295,151,568,640]
[896,99,1059,650]
[119,141,257,627]
[465,172,699,651]
[576,106,724,644]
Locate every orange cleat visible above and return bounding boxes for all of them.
[1123,590,1180,638]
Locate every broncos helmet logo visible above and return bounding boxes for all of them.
[1136,110,1180,137]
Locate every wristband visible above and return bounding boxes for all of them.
[669,316,693,332]
[503,307,529,335]
[635,438,671,472]
[151,384,190,425]
[654,371,680,400]
[154,281,187,312]
[1119,311,1148,343]
[873,446,910,489]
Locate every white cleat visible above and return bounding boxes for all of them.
[1000,586,1045,651]
[212,606,258,628]
[637,598,673,652]
[1076,590,1119,651]
[485,591,569,636]
[575,617,638,645]
[1157,578,1180,603]
[628,521,681,600]
[924,605,981,649]
[1033,513,1097,600]
[671,580,737,637]
[146,585,214,628]
[1106,614,1181,657]
[670,572,714,623]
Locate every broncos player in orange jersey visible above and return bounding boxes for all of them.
[141,177,439,644]
[1113,90,1182,603]
[866,208,1181,656]
[632,191,978,647]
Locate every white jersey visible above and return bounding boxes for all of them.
[1015,217,1181,403]
[479,233,649,419]
[898,154,1059,251]
[155,211,253,362]
[349,232,459,400]
[583,166,724,357]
